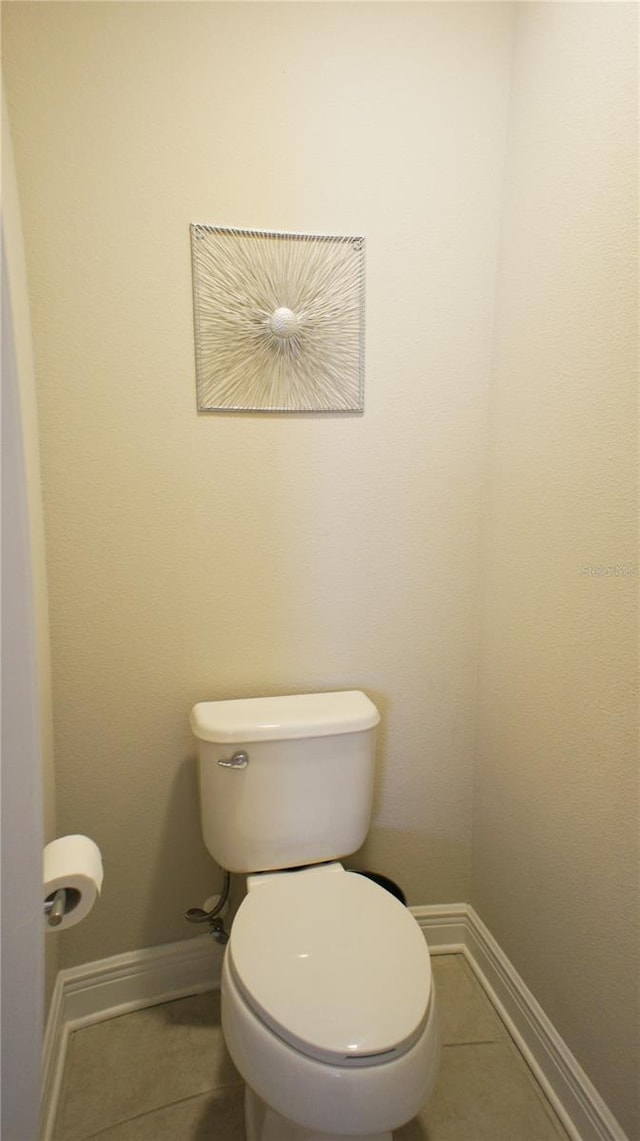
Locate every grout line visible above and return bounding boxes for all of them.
[431,943,572,1139]
[458,947,574,1140]
[76,1081,245,1141]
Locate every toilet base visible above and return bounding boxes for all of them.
[245,1085,392,1141]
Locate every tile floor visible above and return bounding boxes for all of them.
[53,953,571,1141]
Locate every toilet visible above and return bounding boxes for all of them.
[190,690,440,1141]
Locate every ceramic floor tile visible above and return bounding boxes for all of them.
[430,953,507,1046]
[77,1085,245,1141]
[395,1041,570,1141]
[54,991,240,1141]
[54,971,572,1141]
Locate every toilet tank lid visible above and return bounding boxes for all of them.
[190,690,380,743]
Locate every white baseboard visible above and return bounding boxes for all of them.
[412,904,629,1141]
[40,971,66,1141]
[41,908,628,1141]
[40,934,224,1141]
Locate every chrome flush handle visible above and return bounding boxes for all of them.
[217,751,249,770]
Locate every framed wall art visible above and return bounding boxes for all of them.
[190,225,365,413]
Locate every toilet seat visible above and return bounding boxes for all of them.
[228,864,432,1067]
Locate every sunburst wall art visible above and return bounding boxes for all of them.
[190,225,365,413]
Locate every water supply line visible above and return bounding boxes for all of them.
[185,869,231,944]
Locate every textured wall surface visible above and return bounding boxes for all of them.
[472,5,638,1137]
[2,2,514,966]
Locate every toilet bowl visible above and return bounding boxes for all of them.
[220,864,440,1140]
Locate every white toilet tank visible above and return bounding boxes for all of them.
[190,691,380,873]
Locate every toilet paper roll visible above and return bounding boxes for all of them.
[43,835,103,932]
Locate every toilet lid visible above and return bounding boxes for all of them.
[228,866,432,1065]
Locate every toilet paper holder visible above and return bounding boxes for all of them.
[44,888,66,926]
[44,886,81,927]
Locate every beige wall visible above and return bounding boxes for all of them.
[472,4,638,1137]
[2,2,514,967]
